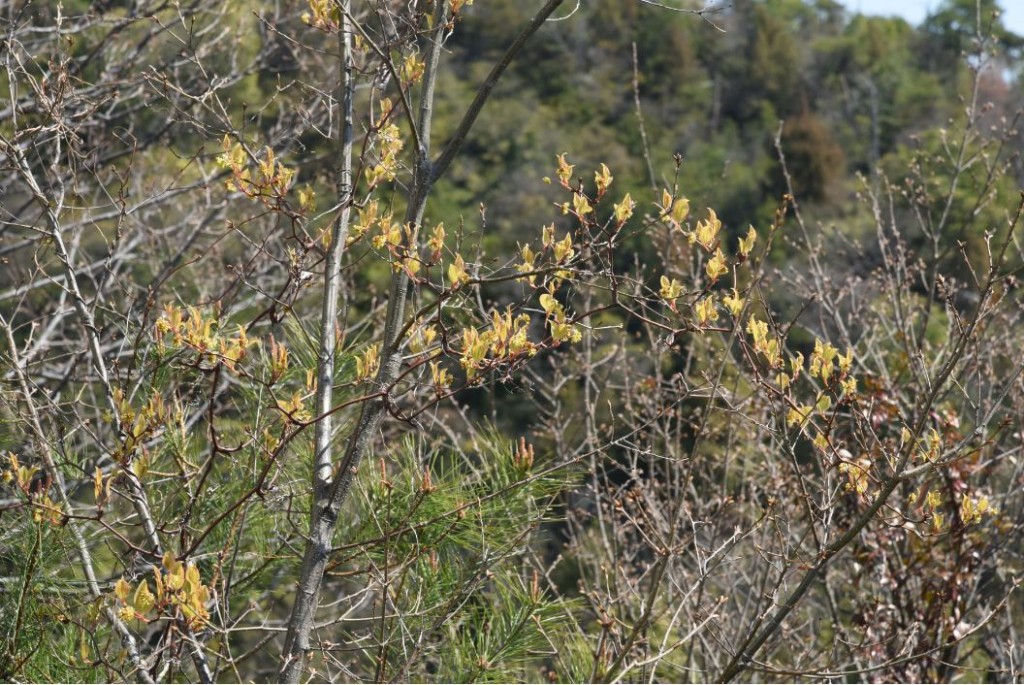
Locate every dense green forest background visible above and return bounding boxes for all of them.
[423,0,1024,435]
[3,0,1024,681]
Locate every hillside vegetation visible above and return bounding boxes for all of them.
[2,0,1023,682]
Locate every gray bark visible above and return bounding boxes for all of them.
[278,1,566,679]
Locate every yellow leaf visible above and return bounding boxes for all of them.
[298,184,316,212]
[459,327,489,378]
[153,567,164,601]
[447,254,469,288]
[113,578,132,603]
[162,548,181,573]
[613,193,635,223]
[790,353,804,376]
[430,361,452,389]
[185,564,202,592]
[427,222,445,260]
[516,243,537,284]
[594,163,613,193]
[163,552,184,591]
[838,347,854,374]
[738,225,757,257]
[401,53,425,84]
[133,581,155,615]
[572,193,592,216]
[94,467,103,502]
[659,275,684,302]
[551,320,581,344]
[901,426,913,446]
[705,248,729,281]
[553,232,575,262]
[810,339,839,382]
[555,154,574,186]
[131,453,149,480]
[542,224,555,248]
[355,344,380,381]
[694,297,718,325]
[747,317,768,345]
[723,289,744,318]
[691,209,722,251]
[539,293,559,316]
[786,404,813,427]
[671,198,690,224]
[409,323,437,354]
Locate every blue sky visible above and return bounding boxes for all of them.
[841,0,1024,35]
